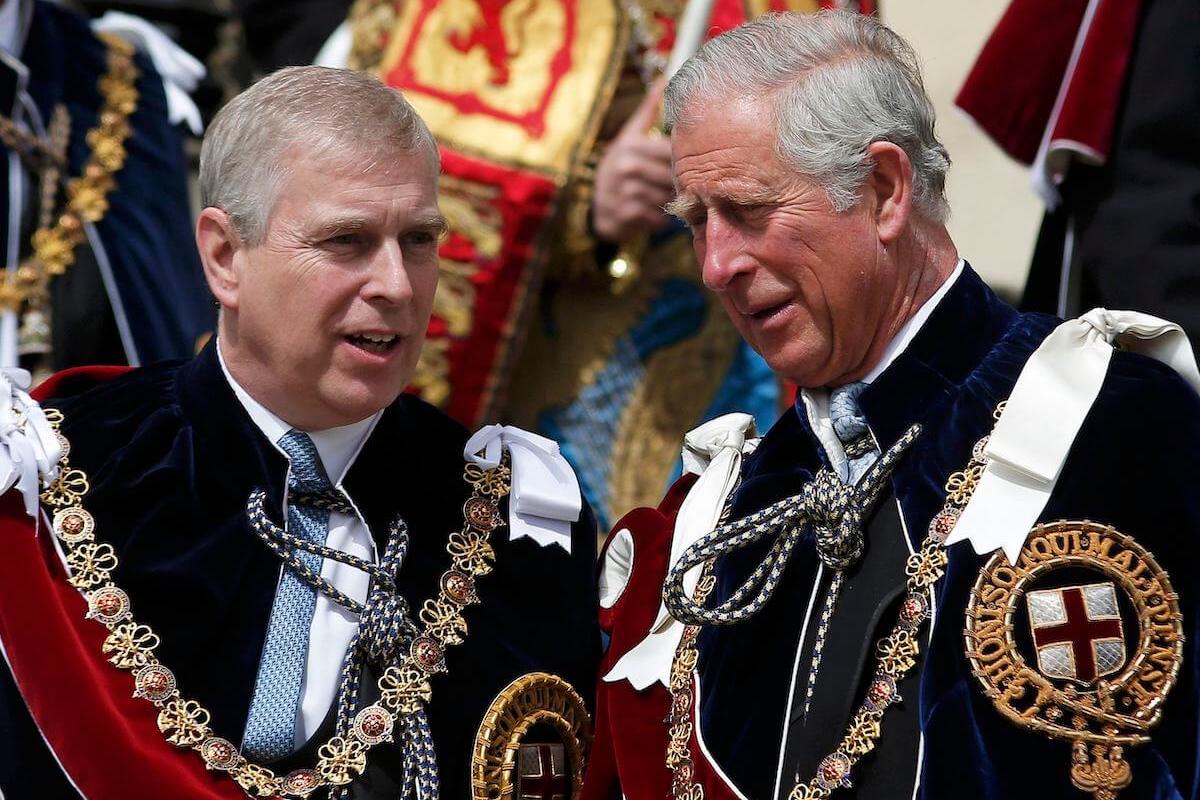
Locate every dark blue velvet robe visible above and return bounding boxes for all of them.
[695,266,1200,799]
[0,342,600,798]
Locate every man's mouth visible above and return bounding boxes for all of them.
[748,301,790,322]
[345,333,400,354]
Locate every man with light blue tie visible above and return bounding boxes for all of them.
[584,11,1200,800]
[0,66,599,799]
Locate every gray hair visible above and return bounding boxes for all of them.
[199,66,440,244]
[664,11,950,222]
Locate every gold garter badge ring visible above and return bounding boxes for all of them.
[965,520,1184,800]
[472,672,591,799]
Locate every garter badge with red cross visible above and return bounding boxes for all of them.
[965,520,1185,800]
[1026,582,1125,684]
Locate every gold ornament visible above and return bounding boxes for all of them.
[447,529,496,575]
[101,621,158,669]
[379,664,433,714]
[471,672,591,800]
[42,467,89,508]
[157,698,211,747]
[65,542,117,590]
[316,737,368,786]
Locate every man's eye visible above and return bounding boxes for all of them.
[732,203,767,219]
[326,233,361,247]
[403,231,439,248]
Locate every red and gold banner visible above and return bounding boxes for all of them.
[351,0,627,425]
[348,0,859,429]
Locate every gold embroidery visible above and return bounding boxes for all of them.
[368,0,626,178]
[471,672,591,799]
[742,0,822,16]
[965,520,1184,799]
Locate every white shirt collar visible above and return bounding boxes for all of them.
[216,340,380,487]
[798,259,964,478]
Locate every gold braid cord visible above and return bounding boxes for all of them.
[0,33,138,314]
[666,405,1005,799]
[41,408,513,798]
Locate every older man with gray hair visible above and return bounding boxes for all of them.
[585,12,1200,800]
[0,66,599,799]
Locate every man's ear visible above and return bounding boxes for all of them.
[196,207,243,311]
[865,141,913,246]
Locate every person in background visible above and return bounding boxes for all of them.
[1,0,213,380]
[308,1,870,531]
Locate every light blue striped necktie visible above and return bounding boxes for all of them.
[829,382,878,485]
[243,429,333,760]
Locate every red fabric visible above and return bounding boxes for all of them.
[956,0,1139,167]
[583,506,676,800]
[584,474,748,800]
[1049,0,1141,161]
[956,0,1090,165]
[425,149,557,425]
[0,493,245,798]
[32,364,132,403]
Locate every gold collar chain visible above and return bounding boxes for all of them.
[0,32,139,315]
[665,404,1005,799]
[40,407,512,798]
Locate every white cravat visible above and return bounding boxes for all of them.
[217,343,381,745]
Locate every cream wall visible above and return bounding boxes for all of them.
[881,1,1042,298]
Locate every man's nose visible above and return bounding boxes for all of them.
[699,214,750,291]
[365,239,415,303]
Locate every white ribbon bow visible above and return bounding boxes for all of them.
[91,12,207,135]
[464,425,581,554]
[0,368,60,520]
[604,413,758,690]
[947,308,1200,564]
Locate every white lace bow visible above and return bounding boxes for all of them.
[0,369,60,520]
